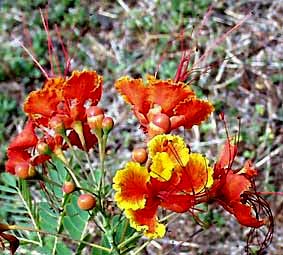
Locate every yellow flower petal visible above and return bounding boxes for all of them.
[150,152,175,181]
[148,134,190,167]
[125,208,166,239]
[113,162,150,210]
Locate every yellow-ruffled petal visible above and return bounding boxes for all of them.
[150,152,175,181]
[144,222,166,239]
[113,162,150,210]
[148,134,190,167]
[178,153,214,194]
[125,208,166,239]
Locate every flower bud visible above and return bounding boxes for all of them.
[132,148,148,164]
[49,116,65,134]
[148,113,171,137]
[77,194,96,211]
[102,117,114,135]
[62,181,76,194]
[15,163,36,179]
[37,142,51,155]
[86,106,104,130]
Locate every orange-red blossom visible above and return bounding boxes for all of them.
[5,70,103,175]
[115,75,214,137]
[113,135,270,240]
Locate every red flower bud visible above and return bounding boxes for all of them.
[148,113,171,137]
[132,148,148,164]
[49,116,65,134]
[15,163,36,179]
[77,194,96,211]
[62,181,76,194]
[86,106,104,129]
[102,117,114,134]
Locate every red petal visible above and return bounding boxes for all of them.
[31,155,50,166]
[174,98,214,129]
[215,137,238,173]
[148,79,194,115]
[115,76,150,114]
[63,70,102,106]
[24,88,61,126]
[42,77,65,90]
[5,150,31,174]
[8,120,37,150]
[230,201,265,228]
[221,171,251,202]
[128,198,160,233]
[160,193,194,213]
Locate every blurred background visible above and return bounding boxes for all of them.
[0,0,282,254]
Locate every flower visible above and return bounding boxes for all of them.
[113,135,213,238]
[115,75,214,137]
[212,138,265,228]
[113,162,193,238]
[24,70,102,129]
[23,70,101,151]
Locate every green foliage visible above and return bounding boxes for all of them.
[0,173,42,245]
[0,94,19,165]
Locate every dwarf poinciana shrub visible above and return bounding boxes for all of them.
[1,8,274,255]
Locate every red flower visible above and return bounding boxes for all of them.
[5,121,38,175]
[212,138,265,228]
[24,70,102,130]
[115,75,213,137]
[23,70,102,151]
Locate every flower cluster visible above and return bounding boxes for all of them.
[114,134,213,238]
[5,70,103,178]
[3,11,274,254]
[113,76,273,248]
[115,75,214,137]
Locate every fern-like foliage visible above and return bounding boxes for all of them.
[0,172,42,246]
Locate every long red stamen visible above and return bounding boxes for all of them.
[55,24,70,76]
[257,192,283,196]
[40,8,62,77]
[192,12,252,71]
[40,8,54,76]
[19,41,49,79]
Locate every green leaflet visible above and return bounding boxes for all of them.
[0,172,42,246]
[63,195,89,240]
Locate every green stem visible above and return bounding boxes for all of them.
[9,224,112,253]
[62,133,90,182]
[117,232,141,250]
[52,195,67,255]
[99,137,106,193]
[131,239,151,255]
